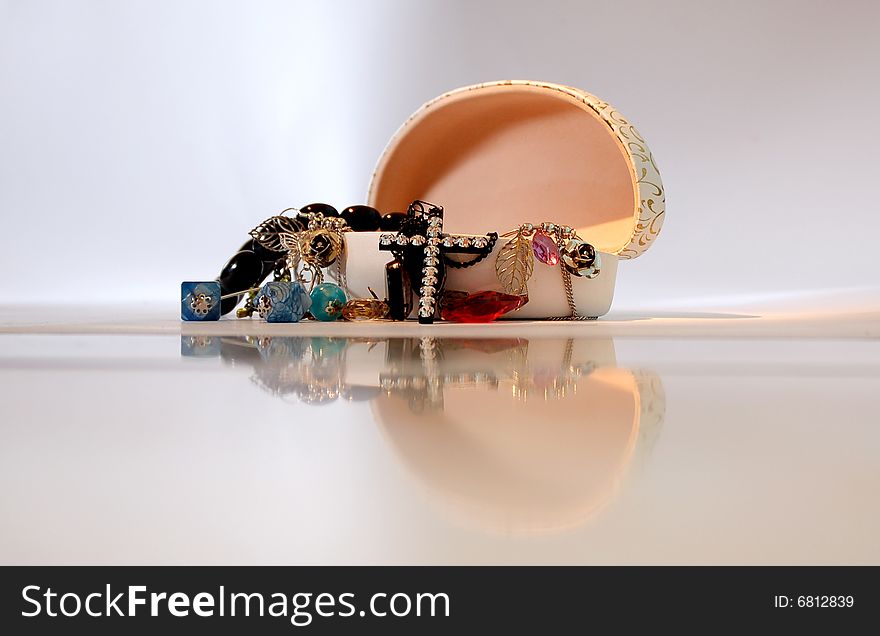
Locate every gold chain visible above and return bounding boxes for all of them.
[545,263,597,321]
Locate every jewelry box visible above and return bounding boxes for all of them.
[342,80,665,319]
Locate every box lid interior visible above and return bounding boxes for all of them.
[368,81,664,259]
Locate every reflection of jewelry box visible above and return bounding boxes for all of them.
[186,333,666,533]
[343,80,665,319]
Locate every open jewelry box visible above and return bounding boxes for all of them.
[342,80,665,319]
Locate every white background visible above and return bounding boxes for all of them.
[1,0,878,309]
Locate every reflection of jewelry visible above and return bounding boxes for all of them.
[187,336,605,412]
[378,338,507,412]
[506,338,595,400]
[379,201,497,324]
[495,222,601,320]
[214,335,385,404]
[254,336,348,404]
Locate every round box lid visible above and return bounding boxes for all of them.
[368,80,664,259]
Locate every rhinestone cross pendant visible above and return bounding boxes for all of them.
[379,201,493,324]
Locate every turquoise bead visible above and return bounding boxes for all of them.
[309,283,347,321]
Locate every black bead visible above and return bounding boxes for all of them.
[340,205,381,231]
[297,202,338,224]
[385,257,414,321]
[219,250,263,292]
[380,212,407,231]
[218,249,264,315]
[239,237,287,263]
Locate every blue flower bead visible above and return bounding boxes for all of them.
[181,281,221,321]
[254,281,311,323]
[309,283,347,321]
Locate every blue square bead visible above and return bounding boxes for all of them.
[181,281,221,321]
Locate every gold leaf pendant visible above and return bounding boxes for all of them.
[494,230,534,295]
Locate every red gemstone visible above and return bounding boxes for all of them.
[441,291,528,323]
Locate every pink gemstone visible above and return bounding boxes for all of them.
[440,291,528,323]
[532,231,559,265]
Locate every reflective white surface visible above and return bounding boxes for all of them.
[1,305,878,564]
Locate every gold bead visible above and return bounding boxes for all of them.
[342,298,390,321]
[560,239,600,277]
[299,229,342,267]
